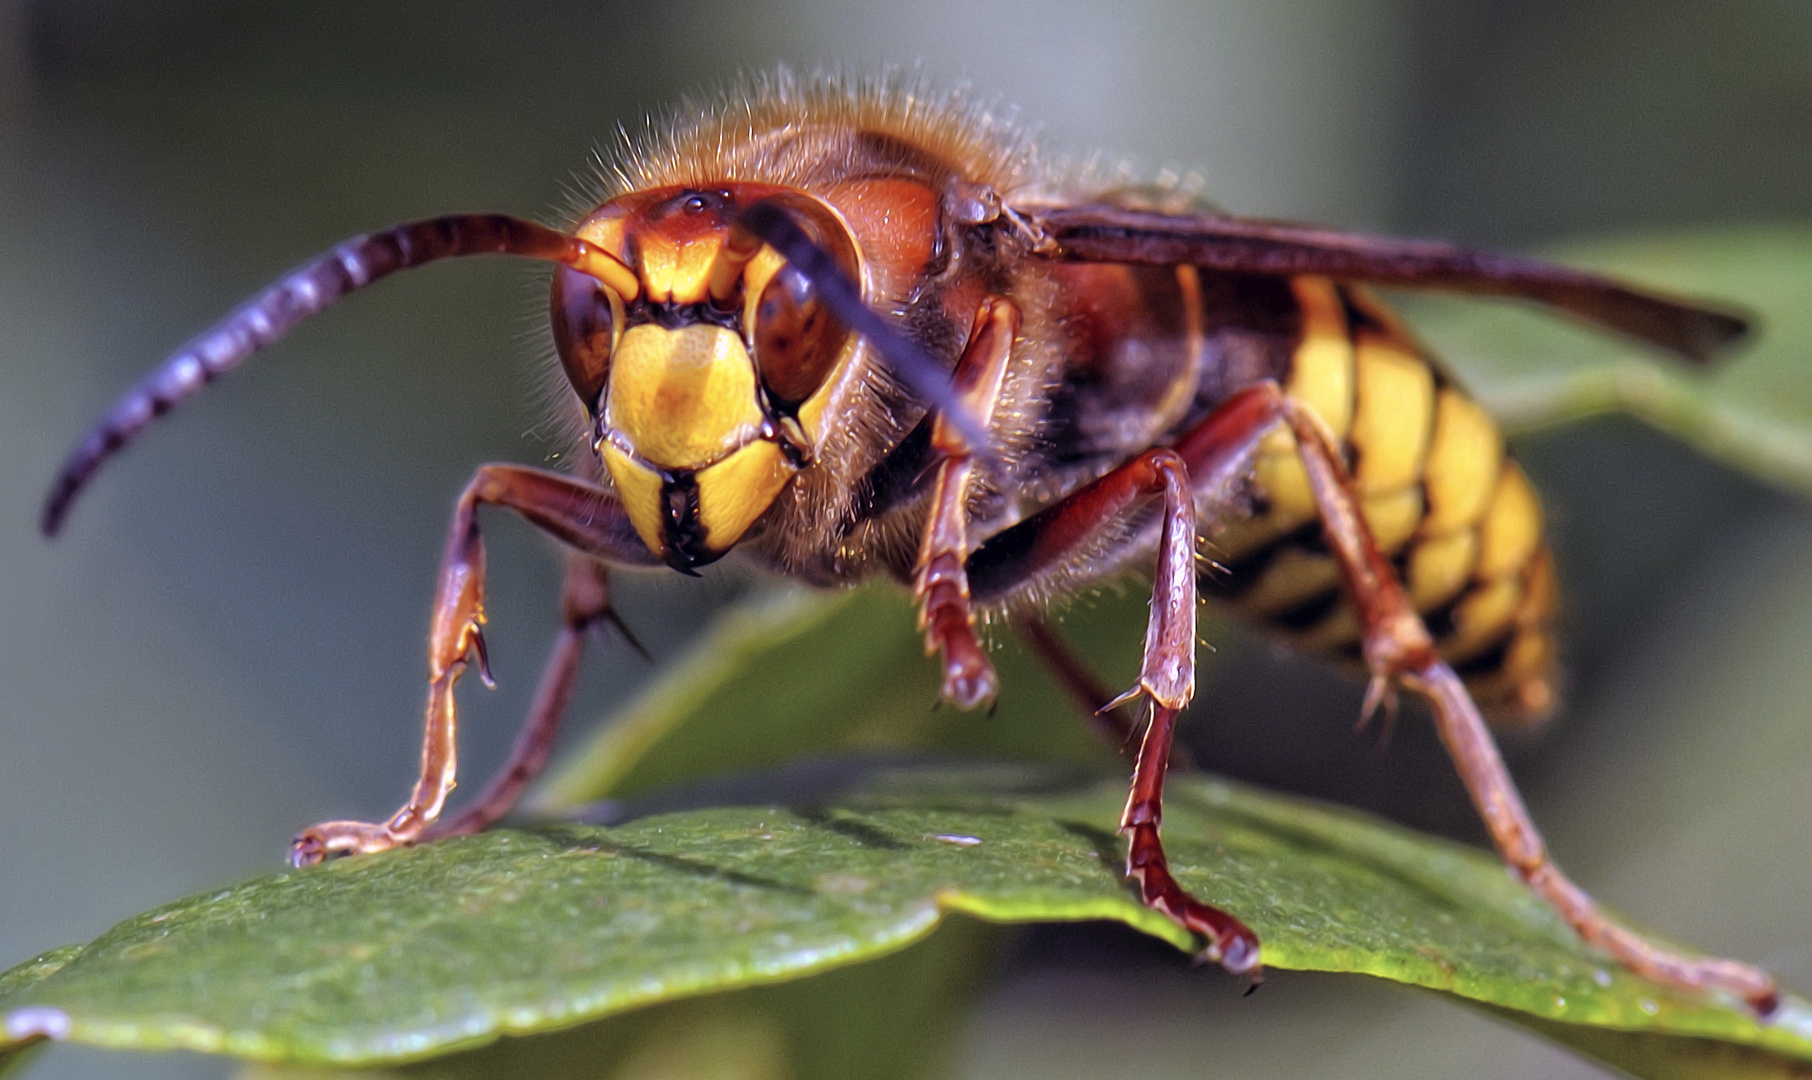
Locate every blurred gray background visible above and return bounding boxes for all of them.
[2,2,1811,1078]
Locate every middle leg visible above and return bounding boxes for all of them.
[969,394,1288,972]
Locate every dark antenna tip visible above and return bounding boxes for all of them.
[41,487,71,538]
[41,433,107,538]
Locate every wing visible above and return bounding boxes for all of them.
[1025,203,1747,364]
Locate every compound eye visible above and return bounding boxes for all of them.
[550,264,623,417]
[752,263,845,409]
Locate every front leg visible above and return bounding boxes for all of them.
[914,296,1020,709]
[290,465,655,866]
[421,552,625,844]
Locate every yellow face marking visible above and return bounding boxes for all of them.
[739,243,861,450]
[1408,529,1479,611]
[603,325,764,469]
[1286,277,1355,440]
[1422,388,1504,534]
[740,246,790,335]
[1349,329,1435,495]
[575,216,627,257]
[1360,486,1424,553]
[695,439,792,550]
[794,340,855,445]
[1474,462,1543,580]
[600,442,666,558]
[629,232,726,306]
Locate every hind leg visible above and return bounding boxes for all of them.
[1274,391,1779,1011]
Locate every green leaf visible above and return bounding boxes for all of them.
[1471,1003,1812,1080]
[1402,225,1812,493]
[2,765,1810,1079]
[237,913,1006,1080]
[0,947,78,1080]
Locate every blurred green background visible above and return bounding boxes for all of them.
[2,2,1810,1077]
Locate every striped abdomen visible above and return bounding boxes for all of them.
[1201,276,1558,725]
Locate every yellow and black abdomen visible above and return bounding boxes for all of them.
[1202,275,1559,726]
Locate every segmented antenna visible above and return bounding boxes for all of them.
[42,215,636,536]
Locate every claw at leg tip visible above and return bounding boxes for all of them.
[289,834,326,868]
[1218,934,1262,975]
[942,666,998,712]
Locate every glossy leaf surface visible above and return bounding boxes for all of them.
[3,765,1810,1079]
